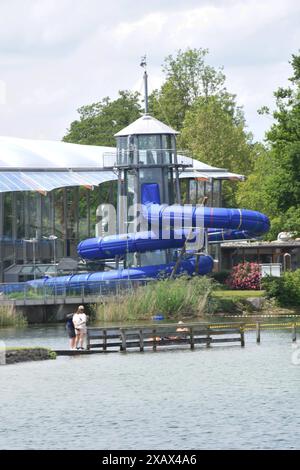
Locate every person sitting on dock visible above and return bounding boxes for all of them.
[165,321,189,341]
[176,321,188,333]
[73,305,88,350]
[66,312,76,350]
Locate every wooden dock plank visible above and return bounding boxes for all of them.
[54,349,118,356]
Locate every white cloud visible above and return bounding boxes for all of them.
[0,0,299,141]
[0,80,7,105]
[225,61,292,139]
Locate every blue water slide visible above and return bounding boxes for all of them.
[143,205,269,236]
[1,183,270,294]
[78,208,269,261]
[78,230,199,261]
[78,180,269,262]
[77,227,258,262]
[7,256,212,295]
[207,228,252,243]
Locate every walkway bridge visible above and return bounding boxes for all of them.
[0,279,150,307]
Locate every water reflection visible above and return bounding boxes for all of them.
[0,323,300,450]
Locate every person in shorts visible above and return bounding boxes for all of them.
[66,312,76,350]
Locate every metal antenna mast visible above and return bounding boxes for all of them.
[140,55,148,114]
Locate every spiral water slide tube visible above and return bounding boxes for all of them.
[2,183,269,294]
[72,183,269,289]
[78,183,269,257]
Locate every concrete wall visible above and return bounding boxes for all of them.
[16,303,88,324]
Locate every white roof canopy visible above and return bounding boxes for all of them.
[0,136,114,169]
[0,136,244,192]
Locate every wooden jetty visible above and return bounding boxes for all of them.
[251,321,298,343]
[54,349,117,356]
[53,321,299,356]
[86,322,245,352]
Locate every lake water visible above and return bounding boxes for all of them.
[0,324,300,450]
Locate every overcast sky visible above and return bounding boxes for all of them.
[0,0,299,142]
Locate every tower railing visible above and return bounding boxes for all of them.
[102,150,194,169]
[102,152,117,168]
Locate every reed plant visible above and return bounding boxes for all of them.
[0,305,27,328]
[96,275,214,322]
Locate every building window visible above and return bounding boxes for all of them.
[66,187,78,242]
[212,180,221,207]
[16,193,25,239]
[54,189,64,238]
[28,192,39,238]
[89,183,116,238]
[3,192,12,238]
[41,193,52,236]
[205,181,212,206]
[79,187,89,240]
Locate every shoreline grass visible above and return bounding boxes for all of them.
[96,275,214,323]
[0,305,27,328]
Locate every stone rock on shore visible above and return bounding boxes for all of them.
[4,348,56,365]
[246,297,265,311]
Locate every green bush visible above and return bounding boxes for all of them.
[262,270,300,306]
[210,270,231,286]
[206,295,255,314]
[48,350,57,360]
[261,276,283,301]
[206,296,238,314]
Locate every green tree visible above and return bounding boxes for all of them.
[148,48,233,130]
[63,90,142,146]
[147,48,252,206]
[236,145,275,212]
[180,95,255,206]
[237,52,300,238]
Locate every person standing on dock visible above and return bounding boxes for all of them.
[73,305,88,350]
[66,313,76,350]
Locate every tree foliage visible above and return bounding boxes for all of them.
[180,95,255,206]
[147,48,254,206]
[262,269,300,306]
[237,53,300,238]
[180,95,253,174]
[63,90,142,146]
[148,48,232,130]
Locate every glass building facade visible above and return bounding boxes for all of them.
[0,178,223,282]
[0,182,116,282]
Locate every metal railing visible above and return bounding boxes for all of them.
[0,278,153,305]
[260,263,282,277]
[102,152,117,168]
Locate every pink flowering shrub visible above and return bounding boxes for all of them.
[227,262,261,290]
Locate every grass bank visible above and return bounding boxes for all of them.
[0,305,27,328]
[212,290,265,298]
[208,289,266,314]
